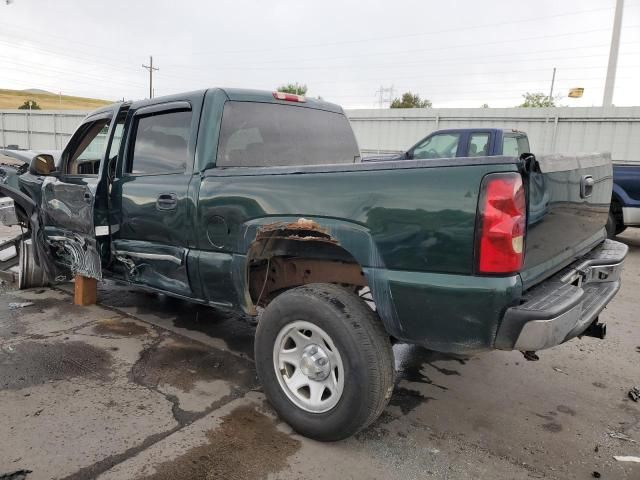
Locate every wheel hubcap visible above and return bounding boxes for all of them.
[273,321,345,413]
[299,344,331,381]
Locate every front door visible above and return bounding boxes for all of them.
[40,108,118,280]
[109,101,197,297]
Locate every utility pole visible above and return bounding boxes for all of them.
[603,0,624,106]
[548,67,556,102]
[142,56,159,99]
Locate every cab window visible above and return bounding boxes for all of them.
[129,110,191,174]
[503,135,530,156]
[412,133,460,159]
[468,133,490,157]
[65,118,111,176]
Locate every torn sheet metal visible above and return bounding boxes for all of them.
[113,239,191,296]
[47,233,102,280]
[255,218,338,244]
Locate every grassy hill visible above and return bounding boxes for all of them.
[0,88,112,110]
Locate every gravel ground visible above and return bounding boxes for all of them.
[0,230,639,479]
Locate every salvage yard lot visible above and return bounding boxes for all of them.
[1,232,639,479]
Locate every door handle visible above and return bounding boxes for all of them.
[581,175,594,199]
[156,193,178,211]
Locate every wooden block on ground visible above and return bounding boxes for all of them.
[74,275,97,306]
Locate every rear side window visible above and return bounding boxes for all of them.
[468,133,490,157]
[130,110,191,174]
[413,133,460,159]
[503,135,529,156]
[216,102,360,167]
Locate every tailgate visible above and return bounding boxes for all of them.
[521,153,611,290]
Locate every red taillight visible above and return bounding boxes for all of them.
[272,92,306,102]
[476,172,526,274]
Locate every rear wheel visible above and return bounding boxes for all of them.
[255,283,394,441]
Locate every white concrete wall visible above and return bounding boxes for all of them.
[346,106,640,162]
[2,107,639,163]
[0,110,87,150]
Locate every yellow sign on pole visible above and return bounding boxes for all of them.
[568,88,584,98]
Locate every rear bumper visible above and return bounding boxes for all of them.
[495,239,627,351]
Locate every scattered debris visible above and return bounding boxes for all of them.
[594,445,600,453]
[613,455,640,463]
[629,386,640,402]
[8,302,34,310]
[592,472,601,479]
[609,431,637,443]
[0,470,32,480]
[552,367,568,375]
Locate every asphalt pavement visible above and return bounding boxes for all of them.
[1,230,639,479]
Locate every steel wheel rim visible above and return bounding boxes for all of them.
[273,320,345,413]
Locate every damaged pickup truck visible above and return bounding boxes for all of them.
[0,88,628,440]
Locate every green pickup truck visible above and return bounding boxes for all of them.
[0,88,627,440]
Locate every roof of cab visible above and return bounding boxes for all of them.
[85,88,345,116]
[218,88,344,114]
[434,128,526,135]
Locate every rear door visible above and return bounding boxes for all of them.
[109,100,199,296]
[520,153,611,289]
[39,107,118,279]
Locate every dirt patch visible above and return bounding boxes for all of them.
[131,340,256,393]
[556,405,576,416]
[541,422,563,433]
[138,405,301,480]
[93,318,149,336]
[0,341,113,390]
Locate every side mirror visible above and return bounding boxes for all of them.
[29,154,56,176]
[405,150,413,160]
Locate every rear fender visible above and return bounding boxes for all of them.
[234,216,401,337]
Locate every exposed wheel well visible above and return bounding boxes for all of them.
[246,219,368,309]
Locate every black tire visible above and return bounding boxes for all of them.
[606,201,626,238]
[255,283,394,441]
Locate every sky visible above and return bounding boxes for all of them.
[1,0,639,109]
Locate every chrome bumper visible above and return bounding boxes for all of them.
[496,239,628,351]
[0,197,19,226]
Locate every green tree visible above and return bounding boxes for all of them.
[18,99,41,110]
[277,83,308,95]
[390,92,432,108]
[518,92,555,108]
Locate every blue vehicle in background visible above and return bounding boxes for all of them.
[364,127,637,238]
[362,128,530,161]
[609,164,640,237]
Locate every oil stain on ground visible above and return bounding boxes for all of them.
[97,283,255,357]
[93,318,149,336]
[390,387,435,415]
[138,405,301,480]
[0,341,113,390]
[131,340,256,393]
[394,344,467,391]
